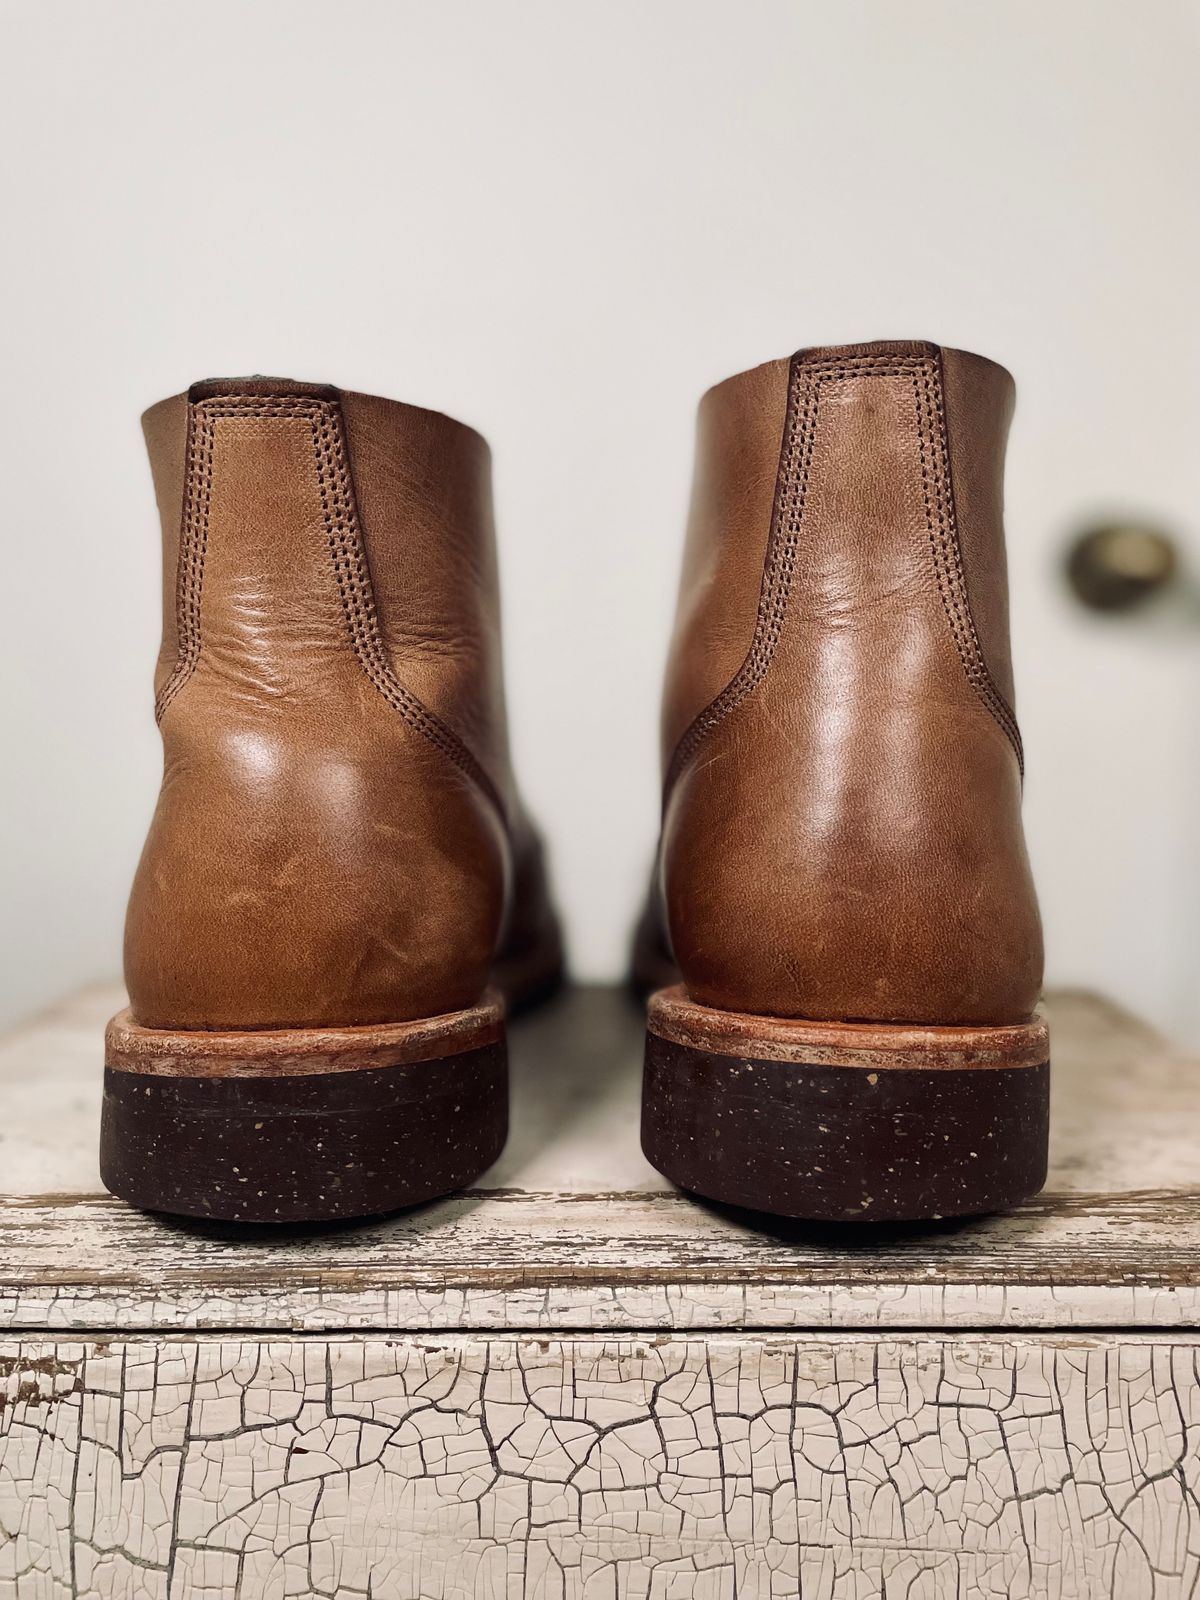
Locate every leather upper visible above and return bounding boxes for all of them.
[653,340,1044,1026]
[126,378,558,1030]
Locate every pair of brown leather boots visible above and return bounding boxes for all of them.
[102,340,1047,1227]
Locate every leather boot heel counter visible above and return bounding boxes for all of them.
[657,341,1044,1028]
[125,379,512,1033]
[123,724,509,1032]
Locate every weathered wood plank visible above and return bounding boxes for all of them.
[3,1185,1200,1332]
[2,987,1198,1332]
[2,1333,1197,1598]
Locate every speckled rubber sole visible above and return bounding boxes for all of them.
[100,996,507,1223]
[641,987,1049,1223]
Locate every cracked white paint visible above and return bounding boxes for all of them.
[3,1335,1200,1597]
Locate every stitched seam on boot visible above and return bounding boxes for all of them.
[664,352,820,794]
[664,352,1024,796]
[154,395,504,819]
[911,360,1024,769]
[155,402,215,720]
[310,400,505,817]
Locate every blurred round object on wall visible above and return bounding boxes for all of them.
[1065,523,1179,613]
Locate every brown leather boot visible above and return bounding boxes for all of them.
[102,378,563,1222]
[637,340,1047,1222]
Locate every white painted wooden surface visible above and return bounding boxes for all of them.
[1,986,1198,1332]
[4,1333,1200,1598]
[3,985,1200,1596]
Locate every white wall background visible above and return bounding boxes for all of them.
[2,1,1198,1037]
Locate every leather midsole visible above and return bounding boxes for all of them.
[647,985,1048,1071]
[105,990,504,1078]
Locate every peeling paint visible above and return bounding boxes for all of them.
[4,1189,1200,1334]
[2,1334,1199,1596]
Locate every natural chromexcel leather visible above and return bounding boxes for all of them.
[126,378,559,1031]
[651,340,1043,1027]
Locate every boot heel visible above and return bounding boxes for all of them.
[642,987,1049,1222]
[101,993,507,1222]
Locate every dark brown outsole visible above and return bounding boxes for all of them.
[101,995,507,1223]
[642,987,1049,1222]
